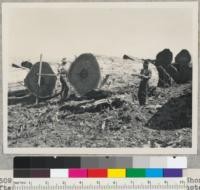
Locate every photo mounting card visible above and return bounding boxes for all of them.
[2,2,198,154]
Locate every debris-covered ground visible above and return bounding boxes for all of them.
[8,56,192,148]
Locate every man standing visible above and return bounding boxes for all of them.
[138,61,152,105]
[58,58,69,103]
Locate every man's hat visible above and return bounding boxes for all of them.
[62,58,67,63]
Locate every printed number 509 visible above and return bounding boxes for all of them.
[0,178,12,184]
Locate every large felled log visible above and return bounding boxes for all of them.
[8,89,29,97]
[164,64,180,83]
[120,54,159,88]
[173,49,192,83]
[157,66,172,88]
[24,62,57,98]
[8,82,28,97]
[161,49,192,84]
[68,53,101,96]
[21,61,33,70]
[155,49,173,87]
[155,49,192,84]
[8,94,35,105]
[175,49,191,66]
[155,49,173,67]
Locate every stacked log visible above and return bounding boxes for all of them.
[175,49,191,66]
[155,49,192,86]
[173,49,192,83]
[155,49,173,87]
[155,48,173,67]
[21,61,33,70]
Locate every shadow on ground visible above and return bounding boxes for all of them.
[68,89,112,101]
[145,93,192,130]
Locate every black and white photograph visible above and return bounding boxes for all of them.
[2,2,198,154]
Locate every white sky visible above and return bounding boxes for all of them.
[3,3,197,64]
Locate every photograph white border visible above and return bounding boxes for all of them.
[2,2,198,155]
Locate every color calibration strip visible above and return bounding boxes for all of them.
[14,168,183,178]
[14,156,187,169]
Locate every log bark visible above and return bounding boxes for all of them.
[96,55,159,89]
[59,97,125,114]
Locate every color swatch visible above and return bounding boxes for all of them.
[50,169,68,178]
[68,169,87,178]
[87,169,107,178]
[126,168,146,178]
[163,169,183,177]
[145,169,163,177]
[108,169,126,178]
